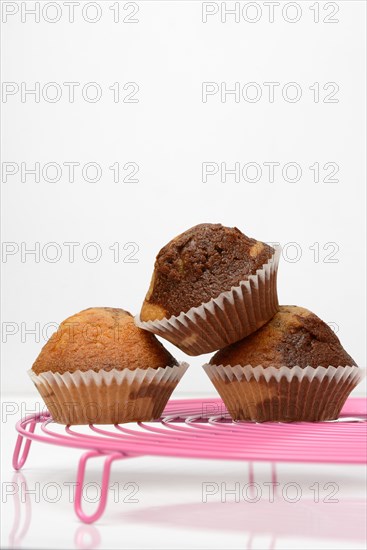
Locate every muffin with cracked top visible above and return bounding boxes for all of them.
[204,306,362,422]
[30,307,188,424]
[137,223,280,355]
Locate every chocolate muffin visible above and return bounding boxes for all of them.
[137,224,280,355]
[204,306,361,422]
[211,306,356,369]
[30,308,188,424]
[140,223,275,320]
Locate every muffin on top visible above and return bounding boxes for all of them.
[140,223,275,321]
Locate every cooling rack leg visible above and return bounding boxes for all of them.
[74,450,124,524]
[12,420,36,470]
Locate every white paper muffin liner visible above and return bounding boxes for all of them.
[28,362,188,425]
[203,363,364,422]
[135,246,281,356]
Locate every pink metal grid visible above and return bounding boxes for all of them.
[13,397,367,524]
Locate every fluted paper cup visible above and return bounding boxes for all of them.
[203,363,364,422]
[135,246,280,356]
[28,362,188,425]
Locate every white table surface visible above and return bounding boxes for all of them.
[1,393,366,550]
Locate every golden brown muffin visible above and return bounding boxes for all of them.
[140,223,275,321]
[211,306,356,368]
[29,308,188,424]
[32,307,177,375]
[205,306,360,422]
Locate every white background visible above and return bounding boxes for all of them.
[1,2,366,549]
[1,0,366,396]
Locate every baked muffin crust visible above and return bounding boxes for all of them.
[140,223,275,320]
[32,307,177,375]
[210,306,357,368]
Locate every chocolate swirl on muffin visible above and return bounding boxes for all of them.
[141,223,275,320]
[211,306,357,368]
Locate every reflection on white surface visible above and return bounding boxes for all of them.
[123,498,366,547]
[8,472,32,549]
[73,525,101,550]
[5,463,366,550]
[8,469,101,550]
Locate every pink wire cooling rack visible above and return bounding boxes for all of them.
[13,397,367,524]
